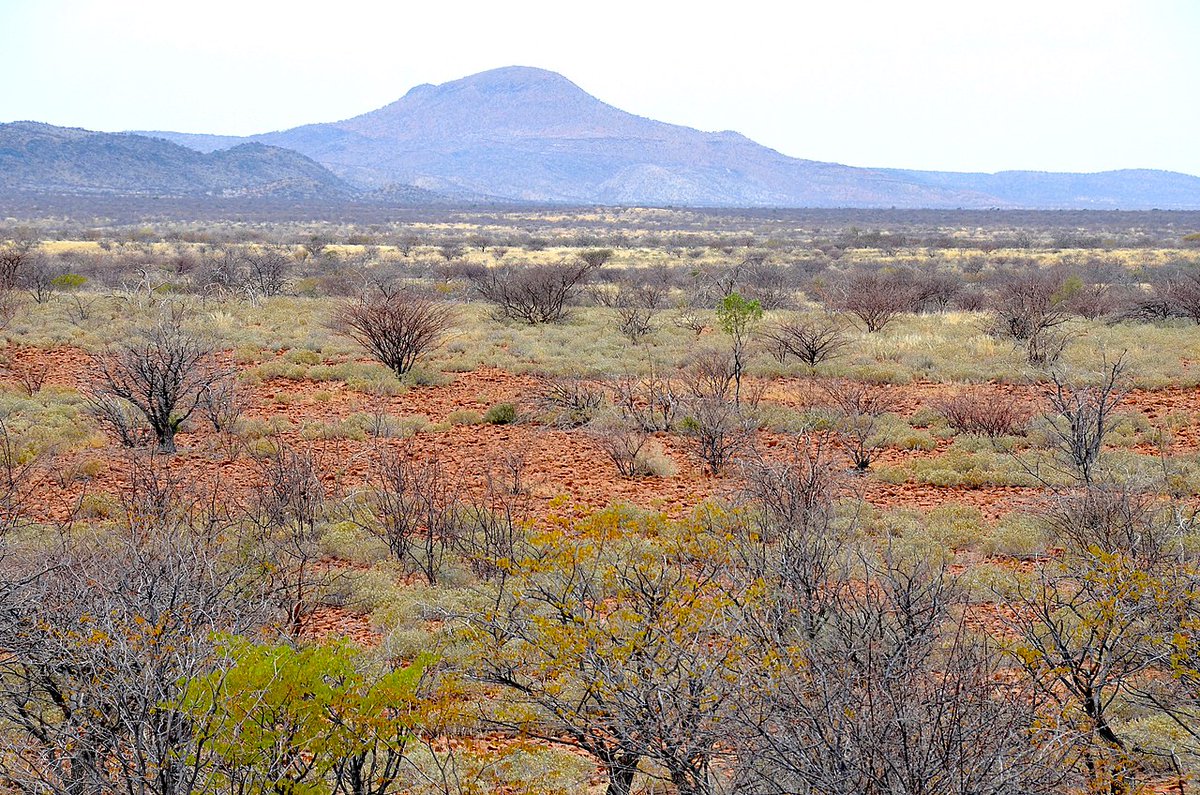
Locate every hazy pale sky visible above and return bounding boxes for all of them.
[2,0,1197,175]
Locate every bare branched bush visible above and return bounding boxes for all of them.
[738,556,1066,795]
[472,259,599,324]
[455,459,532,581]
[587,414,654,477]
[198,375,248,433]
[825,270,915,333]
[676,349,762,475]
[241,246,292,298]
[763,316,850,367]
[0,454,275,795]
[933,388,1032,438]
[738,436,848,641]
[1155,265,1200,324]
[987,271,1073,365]
[4,358,49,397]
[532,375,605,428]
[1039,354,1129,486]
[249,444,329,633]
[613,370,682,432]
[824,379,896,470]
[0,417,43,536]
[350,445,456,584]
[333,287,455,378]
[87,315,227,452]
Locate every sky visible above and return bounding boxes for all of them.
[2,0,1198,176]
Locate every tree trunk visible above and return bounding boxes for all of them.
[604,755,640,795]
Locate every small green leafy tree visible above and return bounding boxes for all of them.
[716,292,763,405]
[179,637,433,795]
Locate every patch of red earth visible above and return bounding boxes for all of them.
[298,605,380,647]
[8,343,1200,532]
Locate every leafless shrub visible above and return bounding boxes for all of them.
[737,555,1066,795]
[1039,354,1129,487]
[248,444,329,634]
[986,271,1073,365]
[333,286,456,378]
[671,300,708,336]
[473,259,599,324]
[198,375,248,433]
[5,358,49,397]
[738,436,848,641]
[88,393,154,448]
[616,302,654,342]
[86,314,228,452]
[350,445,456,584]
[455,461,532,581]
[241,246,292,298]
[679,396,753,475]
[20,255,60,304]
[1155,265,1200,324]
[681,348,736,402]
[533,375,605,428]
[909,268,963,312]
[0,417,43,536]
[587,414,655,477]
[0,453,276,795]
[0,242,33,291]
[823,379,896,471]
[763,316,850,367]
[1044,487,1169,563]
[933,388,1032,438]
[825,270,915,332]
[612,370,682,432]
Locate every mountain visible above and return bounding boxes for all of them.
[137,66,1200,210]
[0,122,358,200]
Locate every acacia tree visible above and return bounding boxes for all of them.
[334,287,456,378]
[87,315,228,453]
[472,258,600,324]
[0,455,277,795]
[736,554,1067,795]
[470,508,754,795]
[716,291,763,405]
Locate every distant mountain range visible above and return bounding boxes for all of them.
[0,122,359,200]
[5,66,1200,209]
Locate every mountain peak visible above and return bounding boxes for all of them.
[126,66,1200,209]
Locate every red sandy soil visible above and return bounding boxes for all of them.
[6,343,1200,683]
[7,343,1199,524]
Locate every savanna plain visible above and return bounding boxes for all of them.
[3,206,1200,795]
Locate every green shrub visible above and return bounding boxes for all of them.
[484,402,517,425]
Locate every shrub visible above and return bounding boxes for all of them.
[933,389,1032,438]
[763,316,851,367]
[484,402,517,425]
[823,379,897,471]
[333,287,455,378]
[87,315,229,453]
[825,270,915,333]
[473,259,599,324]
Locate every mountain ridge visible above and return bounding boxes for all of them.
[30,66,1200,209]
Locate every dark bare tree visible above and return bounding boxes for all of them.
[763,315,851,368]
[472,259,600,324]
[333,287,456,378]
[87,315,228,453]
